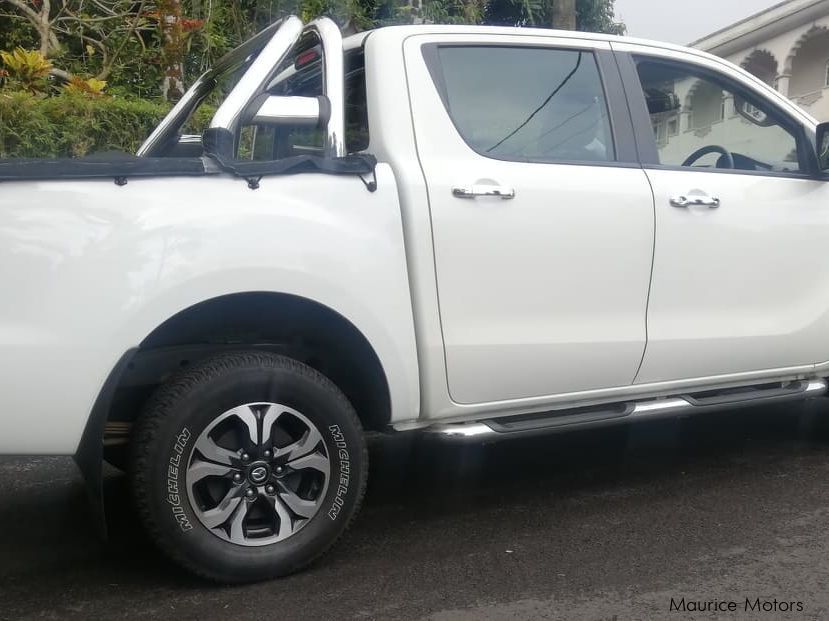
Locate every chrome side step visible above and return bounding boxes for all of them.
[427,379,827,442]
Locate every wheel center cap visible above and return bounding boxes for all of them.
[248,463,270,484]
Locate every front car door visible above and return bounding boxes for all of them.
[614,43,829,385]
[403,34,656,404]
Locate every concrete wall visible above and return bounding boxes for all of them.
[644,72,800,171]
[715,19,829,121]
[789,30,829,97]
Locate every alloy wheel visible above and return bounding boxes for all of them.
[186,402,330,546]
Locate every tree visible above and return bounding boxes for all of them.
[484,0,624,34]
[157,0,184,100]
[552,0,574,30]
[577,0,624,34]
[1,0,624,103]
[0,0,159,84]
[1,0,59,56]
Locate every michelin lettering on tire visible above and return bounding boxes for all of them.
[328,424,350,521]
[167,427,193,532]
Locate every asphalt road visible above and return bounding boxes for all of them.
[3,401,829,620]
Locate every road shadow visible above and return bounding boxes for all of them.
[2,399,829,618]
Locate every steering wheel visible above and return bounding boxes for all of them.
[682,145,734,169]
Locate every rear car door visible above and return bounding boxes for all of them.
[403,34,656,404]
[614,44,829,384]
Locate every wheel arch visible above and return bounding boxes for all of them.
[75,291,395,536]
[117,291,392,431]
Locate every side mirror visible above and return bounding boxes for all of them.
[817,122,829,173]
[247,95,328,127]
[733,95,774,127]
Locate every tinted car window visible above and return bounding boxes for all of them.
[431,46,614,163]
[635,58,804,174]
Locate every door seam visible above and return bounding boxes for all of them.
[632,168,657,384]
[609,43,655,384]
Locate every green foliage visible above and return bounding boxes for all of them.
[0,91,213,158]
[484,0,624,33]
[577,0,625,35]
[63,76,108,96]
[422,0,487,25]
[0,48,52,94]
[0,0,624,158]
[0,14,36,50]
[1,0,624,98]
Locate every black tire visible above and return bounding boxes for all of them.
[130,351,368,583]
[104,445,129,472]
[801,396,829,441]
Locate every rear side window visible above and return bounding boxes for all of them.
[427,46,615,164]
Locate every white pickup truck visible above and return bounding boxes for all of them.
[3,15,829,583]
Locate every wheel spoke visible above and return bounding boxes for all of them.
[277,484,319,518]
[287,452,330,478]
[195,434,237,466]
[188,458,235,484]
[274,426,323,462]
[227,404,259,446]
[200,486,244,530]
[264,493,295,539]
[261,405,283,448]
[227,496,250,543]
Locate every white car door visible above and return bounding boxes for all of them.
[403,34,656,404]
[615,45,829,384]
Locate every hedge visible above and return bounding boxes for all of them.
[0,91,214,159]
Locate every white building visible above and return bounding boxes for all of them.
[692,0,829,121]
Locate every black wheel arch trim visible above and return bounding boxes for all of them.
[73,348,138,539]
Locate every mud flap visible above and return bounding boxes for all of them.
[72,349,137,539]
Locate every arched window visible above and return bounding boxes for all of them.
[689,80,725,129]
[788,28,829,96]
[741,49,778,87]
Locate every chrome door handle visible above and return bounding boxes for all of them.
[670,194,720,208]
[452,184,515,199]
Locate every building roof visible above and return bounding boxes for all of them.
[691,0,829,53]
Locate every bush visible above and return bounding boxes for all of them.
[0,91,214,158]
[0,48,52,94]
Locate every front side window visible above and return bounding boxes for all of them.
[429,45,615,164]
[635,58,804,174]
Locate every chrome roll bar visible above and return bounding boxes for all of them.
[301,18,346,157]
[138,15,346,159]
[209,15,304,135]
[138,18,291,157]
[210,15,345,158]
